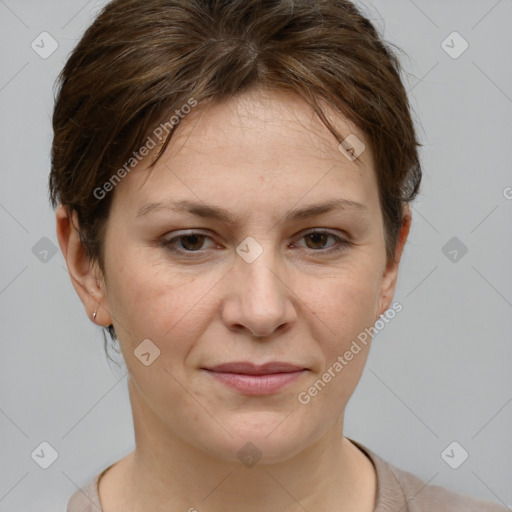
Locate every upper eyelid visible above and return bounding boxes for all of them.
[165,228,347,239]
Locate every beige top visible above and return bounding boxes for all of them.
[67,439,508,511]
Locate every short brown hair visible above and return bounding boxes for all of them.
[49,0,422,347]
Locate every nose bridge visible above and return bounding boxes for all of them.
[238,237,283,305]
[229,235,293,336]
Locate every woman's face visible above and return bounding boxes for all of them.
[86,88,407,463]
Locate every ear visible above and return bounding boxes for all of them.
[55,204,112,326]
[376,204,412,318]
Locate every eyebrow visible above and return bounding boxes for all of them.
[135,197,368,223]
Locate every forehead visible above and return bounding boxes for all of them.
[175,88,369,163]
[111,88,378,216]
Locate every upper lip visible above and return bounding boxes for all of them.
[204,362,306,375]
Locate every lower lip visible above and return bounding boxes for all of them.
[204,370,306,395]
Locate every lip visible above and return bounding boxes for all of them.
[202,361,308,396]
[205,361,306,374]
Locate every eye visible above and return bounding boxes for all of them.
[161,231,217,255]
[160,229,351,257]
[293,229,351,254]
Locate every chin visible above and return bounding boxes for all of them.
[199,416,312,466]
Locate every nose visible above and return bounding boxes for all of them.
[220,247,297,338]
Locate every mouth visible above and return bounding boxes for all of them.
[201,361,308,395]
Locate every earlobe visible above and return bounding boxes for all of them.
[55,205,111,326]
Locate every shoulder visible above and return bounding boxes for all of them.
[67,465,112,512]
[387,462,508,512]
[349,439,509,512]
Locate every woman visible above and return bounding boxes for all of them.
[49,0,507,510]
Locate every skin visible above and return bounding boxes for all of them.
[56,87,411,512]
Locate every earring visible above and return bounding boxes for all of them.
[92,308,98,322]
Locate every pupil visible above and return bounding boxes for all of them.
[307,233,327,249]
[182,235,204,251]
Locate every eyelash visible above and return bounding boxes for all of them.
[159,229,351,257]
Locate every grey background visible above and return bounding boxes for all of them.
[0,0,511,510]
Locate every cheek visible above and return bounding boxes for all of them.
[106,252,219,355]
[295,263,380,401]
[303,265,381,346]
[296,274,376,415]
